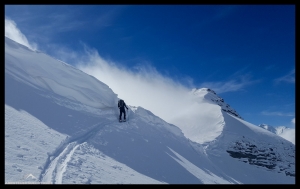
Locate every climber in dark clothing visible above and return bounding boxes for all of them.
[118,99,128,121]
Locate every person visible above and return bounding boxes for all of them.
[118,99,128,121]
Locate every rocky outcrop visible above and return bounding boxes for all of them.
[195,88,243,119]
[226,136,295,177]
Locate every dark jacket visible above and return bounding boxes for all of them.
[118,100,128,110]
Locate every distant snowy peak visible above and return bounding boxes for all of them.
[191,88,243,119]
[258,124,288,135]
[258,124,277,134]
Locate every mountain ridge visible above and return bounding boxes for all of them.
[5,36,295,184]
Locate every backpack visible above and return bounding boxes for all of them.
[118,100,124,108]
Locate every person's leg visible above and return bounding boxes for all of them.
[119,109,122,120]
[124,109,126,120]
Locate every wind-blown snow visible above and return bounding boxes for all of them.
[5,36,295,184]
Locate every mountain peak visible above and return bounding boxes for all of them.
[192,87,217,95]
[258,124,276,133]
[191,88,243,120]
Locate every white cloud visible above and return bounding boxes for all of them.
[199,74,258,94]
[274,69,295,84]
[5,18,37,51]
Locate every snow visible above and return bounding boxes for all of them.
[259,124,295,145]
[5,104,67,184]
[5,37,295,184]
[5,38,117,110]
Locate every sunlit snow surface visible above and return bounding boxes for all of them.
[5,37,294,184]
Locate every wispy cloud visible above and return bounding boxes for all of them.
[274,69,295,84]
[45,15,85,33]
[199,73,259,94]
[261,111,294,117]
[42,6,121,34]
[5,18,37,51]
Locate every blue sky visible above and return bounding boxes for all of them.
[5,5,295,128]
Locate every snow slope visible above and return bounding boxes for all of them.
[5,37,295,184]
[205,113,294,183]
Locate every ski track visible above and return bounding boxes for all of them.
[40,119,112,184]
[41,142,79,184]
